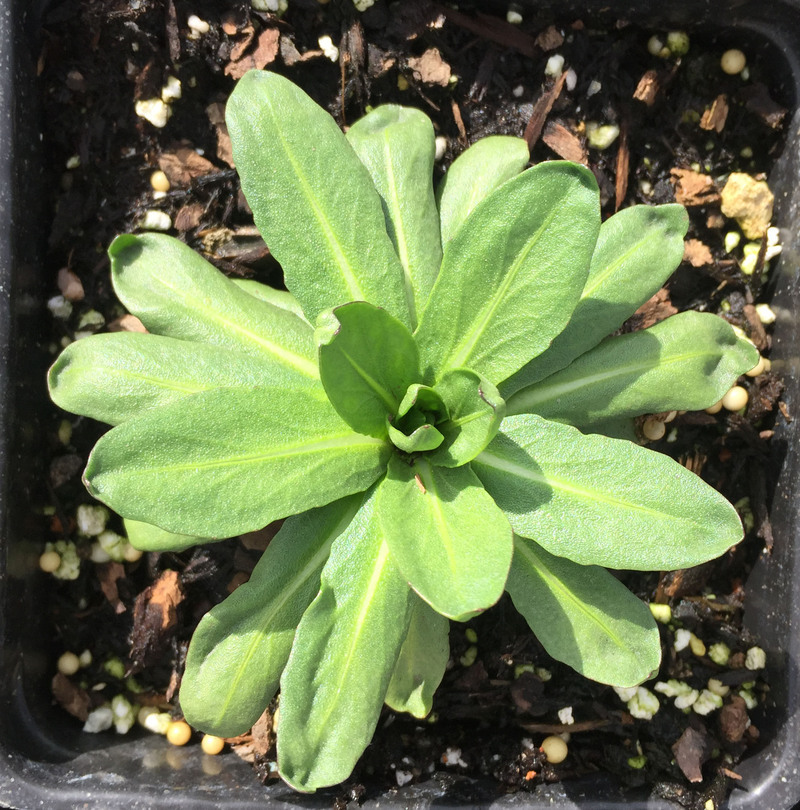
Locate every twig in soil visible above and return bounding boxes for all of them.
[433,5,539,58]
[518,717,631,734]
[524,72,568,150]
[614,118,630,211]
[451,100,467,144]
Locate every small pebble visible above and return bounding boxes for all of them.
[57,651,81,676]
[724,231,741,253]
[166,720,193,746]
[746,356,766,377]
[397,75,409,91]
[642,417,665,441]
[187,14,210,34]
[721,48,746,75]
[689,634,706,657]
[545,54,565,78]
[586,79,602,96]
[140,210,173,232]
[708,642,731,666]
[506,9,523,25]
[540,735,568,764]
[434,136,447,162]
[39,550,62,573]
[318,35,339,62]
[705,399,724,414]
[649,603,671,624]
[647,35,664,56]
[666,31,690,56]
[201,734,226,755]
[745,646,766,670]
[586,122,620,150]
[512,84,525,98]
[755,303,776,324]
[564,68,577,91]
[161,76,182,103]
[352,0,375,10]
[135,98,172,128]
[722,385,748,412]
[150,170,170,193]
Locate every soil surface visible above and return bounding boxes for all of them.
[38,1,790,807]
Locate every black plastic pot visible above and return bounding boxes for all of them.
[2,1,800,808]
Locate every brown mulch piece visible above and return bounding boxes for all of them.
[542,120,587,164]
[206,101,234,168]
[683,238,713,267]
[719,696,749,743]
[128,570,185,673]
[524,71,568,149]
[742,303,769,351]
[670,168,721,207]
[97,561,127,615]
[407,47,451,87]
[173,203,205,232]
[107,314,147,333]
[57,267,84,301]
[625,288,678,331]
[229,710,274,762]
[51,672,91,722]
[739,82,788,129]
[633,69,659,106]
[158,144,217,188]
[535,25,564,51]
[700,94,729,133]
[225,24,280,79]
[280,36,324,67]
[673,725,712,783]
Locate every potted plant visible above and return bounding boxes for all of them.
[1,1,800,808]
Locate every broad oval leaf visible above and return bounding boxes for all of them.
[109,233,319,381]
[124,518,200,552]
[346,105,442,328]
[227,70,411,326]
[429,368,505,467]
[233,278,309,322]
[473,414,744,571]
[437,135,530,244]
[48,332,318,427]
[317,301,420,438]
[507,311,759,424]
[385,595,450,718]
[378,455,513,620]
[85,387,390,537]
[415,161,600,385]
[507,536,661,686]
[180,496,360,738]
[278,488,413,792]
[501,204,689,396]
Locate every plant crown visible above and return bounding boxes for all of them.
[49,70,757,792]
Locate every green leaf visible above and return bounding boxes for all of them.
[317,302,420,438]
[233,279,309,322]
[473,414,744,571]
[277,488,413,792]
[124,518,200,552]
[437,135,530,244]
[346,105,442,328]
[84,387,390,537]
[180,496,360,738]
[48,332,318,427]
[507,311,760,424]
[507,536,661,686]
[501,204,689,396]
[378,455,513,620]
[415,161,600,385]
[226,70,411,326]
[429,368,505,467]
[387,421,444,453]
[109,233,319,381]
[385,596,450,718]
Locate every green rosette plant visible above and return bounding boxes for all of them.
[48,70,758,792]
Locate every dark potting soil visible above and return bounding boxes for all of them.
[38,0,790,806]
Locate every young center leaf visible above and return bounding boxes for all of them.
[507,311,760,423]
[317,301,420,438]
[507,536,661,686]
[501,203,689,396]
[48,332,281,426]
[378,455,513,620]
[109,233,319,384]
[84,387,390,537]
[346,105,442,327]
[429,368,505,467]
[180,496,360,738]
[415,161,600,385]
[437,135,530,244]
[472,414,744,571]
[385,596,450,718]
[226,70,411,326]
[277,488,414,792]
